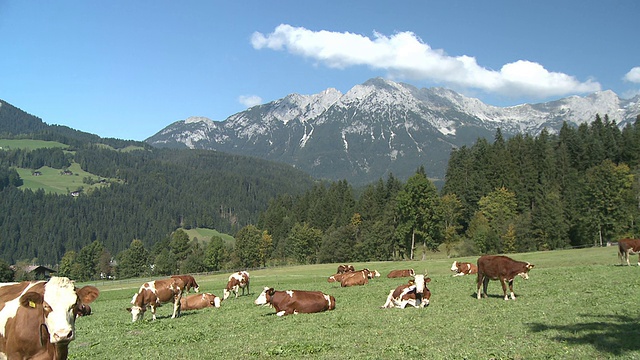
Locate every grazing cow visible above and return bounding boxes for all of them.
[0,276,99,360]
[171,275,200,293]
[127,277,185,322]
[476,255,534,301]
[451,261,478,276]
[254,287,336,316]
[618,238,640,266]
[337,264,355,274]
[387,269,415,278]
[340,270,370,287]
[223,271,250,300]
[381,274,432,309]
[76,303,92,317]
[180,293,221,311]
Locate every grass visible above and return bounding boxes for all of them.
[16,163,115,195]
[0,139,68,150]
[181,227,235,246]
[69,247,640,359]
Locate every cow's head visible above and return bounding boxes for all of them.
[518,263,535,280]
[412,274,432,308]
[20,277,99,344]
[127,293,146,322]
[450,261,458,272]
[205,293,221,308]
[254,287,275,306]
[222,289,231,300]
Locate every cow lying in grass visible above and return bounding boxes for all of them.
[381,274,431,309]
[254,287,336,316]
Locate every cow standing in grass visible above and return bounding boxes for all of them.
[476,255,534,301]
[223,271,250,300]
[618,238,640,266]
[128,277,185,321]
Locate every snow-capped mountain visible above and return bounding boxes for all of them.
[146,78,640,185]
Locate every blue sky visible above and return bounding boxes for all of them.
[1,1,638,141]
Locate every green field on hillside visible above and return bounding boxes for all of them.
[0,139,68,150]
[16,163,114,195]
[182,227,235,245]
[69,246,640,359]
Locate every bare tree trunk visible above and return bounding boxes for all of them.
[410,229,416,260]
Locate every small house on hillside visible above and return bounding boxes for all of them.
[10,265,56,280]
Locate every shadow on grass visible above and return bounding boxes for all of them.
[527,314,640,356]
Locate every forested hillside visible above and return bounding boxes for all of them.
[248,115,640,267]
[0,100,316,270]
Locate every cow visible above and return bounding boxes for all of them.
[327,273,347,283]
[170,275,200,293]
[180,293,221,311]
[381,274,431,309]
[127,277,185,322]
[451,261,478,276]
[386,269,415,278]
[476,255,534,301]
[254,287,336,316]
[618,238,640,266]
[76,303,92,317]
[337,264,355,274]
[0,276,99,360]
[223,271,250,300]
[340,270,370,287]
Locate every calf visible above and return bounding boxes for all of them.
[477,255,534,301]
[337,264,355,274]
[0,276,99,360]
[386,269,415,278]
[254,287,336,316]
[618,238,640,266]
[223,271,250,300]
[171,274,200,293]
[128,277,185,321]
[451,261,478,276]
[180,293,221,310]
[381,274,431,309]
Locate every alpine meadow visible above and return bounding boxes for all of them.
[1,87,640,359]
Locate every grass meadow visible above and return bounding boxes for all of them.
[69,246,640,359]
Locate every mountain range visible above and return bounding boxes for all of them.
[146,78,640,186]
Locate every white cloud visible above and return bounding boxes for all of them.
[623,67,640,83]
[238,95,263,108]
[252,24,601,98]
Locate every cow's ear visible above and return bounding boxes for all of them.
[77,285,100,304]
[528,264,535,269]
[267,288,275,295]
[20,292,44,309]
[125,307,132,312]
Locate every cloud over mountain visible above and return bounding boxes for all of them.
[252,24,601,100]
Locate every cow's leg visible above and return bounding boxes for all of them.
[476,274,483,299]
[482,277,490,298]
[381,290,395,308]
[150,305,157,321]
[627,250,632,266]
[508,279,516,300]
[500,279,509,300]
[636,252,640,266]
[172,296,182,318]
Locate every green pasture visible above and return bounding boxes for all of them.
[182,227,235,246]
[16,163,114,195]
[70,247,640,359]
[0,139,69,150]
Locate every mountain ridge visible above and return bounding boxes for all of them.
[146,78,640,185]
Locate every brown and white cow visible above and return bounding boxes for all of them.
[618,238,640,266]
[386,269,415,278]
[180,293,221,311]
[451,261,478,276]
[340,270,370,287]
[171,275,200,293]
[381,274,431,309]
[254,287,336,316]
[127,277,185,322]
[337,264,355,274]
[223,271,250,300]
[327,273,347,283]
[0,276,99,360]
[476,255,534,301]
